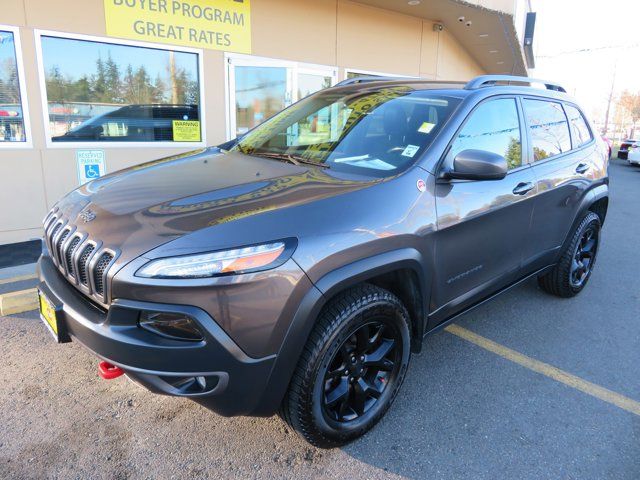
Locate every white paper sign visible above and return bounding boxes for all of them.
[76,150,106,185]
[401,144,420,158]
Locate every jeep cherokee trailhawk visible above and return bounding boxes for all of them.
[38,75,609,447]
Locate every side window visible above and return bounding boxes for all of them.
[522,99,571,161]
[564,104,593,148]
[450,98,522,170]
[0,29,28,144]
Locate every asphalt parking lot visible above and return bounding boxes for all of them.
[1,158,638,480]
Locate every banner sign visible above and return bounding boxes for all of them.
[104,0,251,53]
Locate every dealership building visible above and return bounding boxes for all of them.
[0,0,533,249]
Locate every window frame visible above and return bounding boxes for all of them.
[34,29,206,149]
[224,52,338,141]
[0,24,32,149]
[437,94,529,180]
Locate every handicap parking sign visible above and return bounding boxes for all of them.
[84,164,100,179]
[76,150,106,185]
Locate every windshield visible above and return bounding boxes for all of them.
[231,86,461,177]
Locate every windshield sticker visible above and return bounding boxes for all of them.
[334,155,396,170]
[401,145,420,158]
[418,121,435,134]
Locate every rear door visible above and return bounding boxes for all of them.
[430,96,537,323]
[521,98,595,269]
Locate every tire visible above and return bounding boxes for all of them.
[280,284,411,448]
[538,211,601,298]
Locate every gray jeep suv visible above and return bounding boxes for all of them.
[37,75,609,448]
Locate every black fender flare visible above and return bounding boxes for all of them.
[558,183,608,259]
[251,248,430,416]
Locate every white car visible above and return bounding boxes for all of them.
[628,141,640,165]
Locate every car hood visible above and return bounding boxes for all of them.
[53,147,372,264]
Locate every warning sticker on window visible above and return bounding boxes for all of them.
[418,121,435,134]
[401,145,420,158]
[173,120,201,142]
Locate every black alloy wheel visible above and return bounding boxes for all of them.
[569,225,598,288]
[538,211,602,298]
[280,284,411,448]
[322,321,400,423]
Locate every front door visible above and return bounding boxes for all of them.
[226,56,337,139]
[430,97,536,324]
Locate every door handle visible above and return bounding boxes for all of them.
[576,163,590,174]
[512,182,535,195]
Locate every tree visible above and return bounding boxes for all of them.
[71,76,91,102]
[505,137,522,169]
[45,65,67,103]
[92,56,109,103]
[104,54,121,103]
[618,90,640,138]
[0,58,20,103]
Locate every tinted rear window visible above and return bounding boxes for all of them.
[564,104,593,148]
[522,99,571,161]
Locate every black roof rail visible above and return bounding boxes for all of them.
[333,76,468,88]
[465,75,567,93]
[333,76,405,87]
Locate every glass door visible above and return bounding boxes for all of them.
[227,56,337,139]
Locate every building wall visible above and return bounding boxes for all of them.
[0,0,484,245]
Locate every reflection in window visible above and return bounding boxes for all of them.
[297,73,332,99]
[235,66,287,136]
[523,99,571,161]
[0,30,26,143]
[564,104,592,148]
[41,36,200,142]
[450,98,522,169]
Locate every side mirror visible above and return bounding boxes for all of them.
[449,149,508,180]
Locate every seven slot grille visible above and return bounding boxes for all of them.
[43,211,117,303]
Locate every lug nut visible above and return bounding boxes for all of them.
[360,356,364,361]
[344,370,349,375]
[350,377,355,382]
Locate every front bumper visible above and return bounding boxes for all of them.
[37,254,277,416]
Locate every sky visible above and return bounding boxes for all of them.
[41,36,198,83]
[529,0,640,127]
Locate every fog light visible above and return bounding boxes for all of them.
[138,311,204,342]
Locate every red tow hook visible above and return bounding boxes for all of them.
[98,361,124,380]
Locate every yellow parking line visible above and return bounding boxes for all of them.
[0,273,37,285]
[445,324,640,417]
[0,288,38,316]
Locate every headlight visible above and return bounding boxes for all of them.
[136,241,292,279]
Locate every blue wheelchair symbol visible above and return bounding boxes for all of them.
[84,164,100,179]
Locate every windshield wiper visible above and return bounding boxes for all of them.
[252,152,330,169]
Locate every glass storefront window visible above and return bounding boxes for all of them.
[297,73,332,99]
[40,35,202,143]
[228,56,337,138]
[0,30,26,143]
[234,66,288,136]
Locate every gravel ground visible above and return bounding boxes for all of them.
[1,158,638,479]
